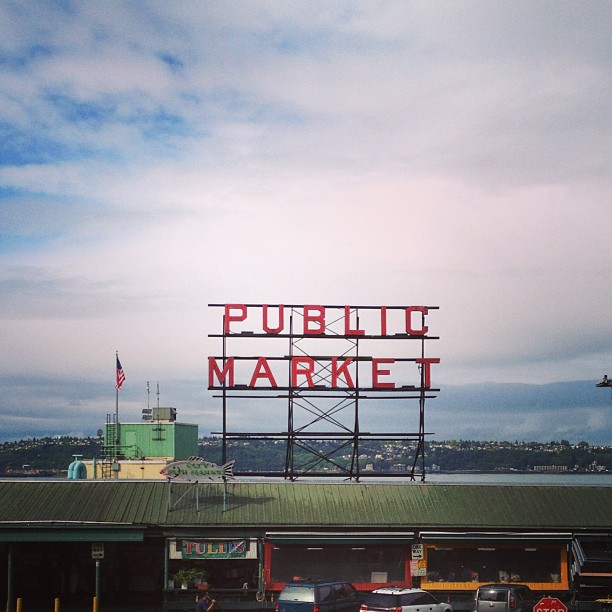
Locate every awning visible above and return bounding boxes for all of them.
[266,532,415,545]
[0,524,145,542]
[573,535,612,576]
[421,531,572,543]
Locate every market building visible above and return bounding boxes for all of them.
[0,480,610,612]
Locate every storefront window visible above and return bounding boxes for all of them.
[270,545,406,584]
[425,545,562,585]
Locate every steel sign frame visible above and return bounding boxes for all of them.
[208,303,440,481]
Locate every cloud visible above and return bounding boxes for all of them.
[1,1,611,442]
[1,375,609,446]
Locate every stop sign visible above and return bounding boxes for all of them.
[534,597,568,612]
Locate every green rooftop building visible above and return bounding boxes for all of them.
[86,407,199,479]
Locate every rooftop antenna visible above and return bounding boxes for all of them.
[153,382,163,441]
[142,382,153,421]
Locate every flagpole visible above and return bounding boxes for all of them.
[115,351,120,444]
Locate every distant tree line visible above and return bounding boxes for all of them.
[0,436,102,473]
[198,438,611,473]
[426,441,608,472]
[0,436,609,474]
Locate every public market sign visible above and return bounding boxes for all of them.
[208,304,440,390]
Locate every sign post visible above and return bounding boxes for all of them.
[91,543,104,602]
[534,597,568,612]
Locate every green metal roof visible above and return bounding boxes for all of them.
[0,481,610,533]
[0,525,144,542]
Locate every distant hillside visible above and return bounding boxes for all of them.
[0,436,609,475]
[0,436,101,474]
[427,379,612,445]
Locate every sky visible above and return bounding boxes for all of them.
[1,1,611,446]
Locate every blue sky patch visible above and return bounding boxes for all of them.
[45,92,117,125]
[0,186,27,199]
[0,44,54,70]
[0,121,114,166]
[0,122,74,166]
[157,52,184,72]
[140,108,188,138]
[0,233,58,254]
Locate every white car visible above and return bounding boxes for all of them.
[360,588,452,612]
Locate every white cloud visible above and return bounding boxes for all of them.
[1,1,611,442]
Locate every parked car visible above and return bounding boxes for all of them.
[473,584,535,612]
[276,580,361,612]
[360,587,452,612]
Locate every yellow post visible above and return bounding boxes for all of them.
[93,596,99,612]
[54,598,60,612]
[15,600,21,612]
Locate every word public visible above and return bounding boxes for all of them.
[219,303,432,336]
[208,304,440,390]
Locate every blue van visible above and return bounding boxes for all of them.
[276,580,360,612]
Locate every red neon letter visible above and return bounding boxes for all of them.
[263,304,285,334]
[344,306,365,336]
[332,358,355,388]
[372,358,395,388]
[208,357,235,387]
[380,306,387,336]
[416,357,440,389]
[406,306,429,336]
[249,357,278,387]
[291,357,315,387]
[303,305,325,335]
[224,304,247,334]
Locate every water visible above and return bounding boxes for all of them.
[424,471,612,486]
[3,472,611,486]
[234,471,612,486]
[226,472,612,486]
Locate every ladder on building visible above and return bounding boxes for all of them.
[101,414,118,479]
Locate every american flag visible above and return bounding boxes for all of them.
[116,355,126,390]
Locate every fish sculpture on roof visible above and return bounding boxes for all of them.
[160,457,235,482]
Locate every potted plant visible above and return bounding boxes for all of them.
[195,569,210,590]
[173,568,208,589]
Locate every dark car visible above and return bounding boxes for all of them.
[360,587,452,612]
[473,584,536,612]
[276,580,361,612]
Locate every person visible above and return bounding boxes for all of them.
[196,592,216,612]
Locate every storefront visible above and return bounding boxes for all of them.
[164,535,265,611]
[264,533,417,591]
[572,535,612,601]
[167,536,260,587]
[420,533,571,593]
[0,525,153,608]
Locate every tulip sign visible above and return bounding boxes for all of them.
[534,597,567,612]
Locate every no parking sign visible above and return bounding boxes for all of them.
[91,543,104,559]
